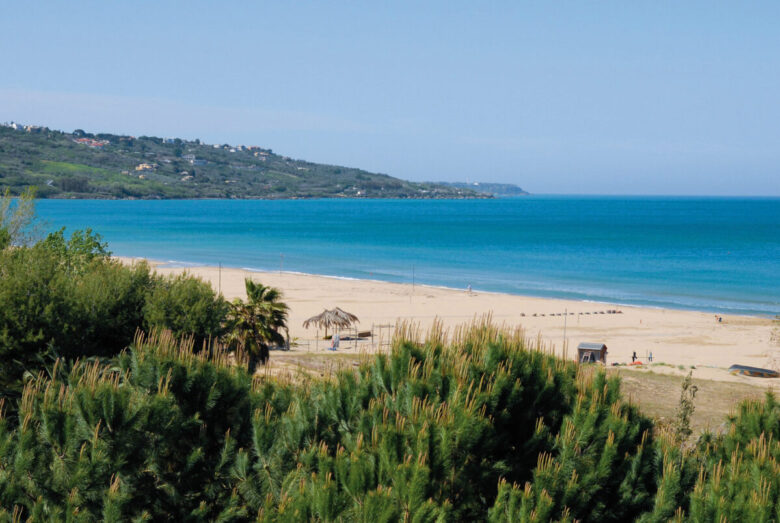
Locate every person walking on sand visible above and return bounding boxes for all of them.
[632,351,637,363]
[467,284,472,294]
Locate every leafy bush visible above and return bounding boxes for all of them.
[0,186,38,246]
[0,228,227,400]
[37,226,111,268]
[0,228,9,250]
[144,273,228,349]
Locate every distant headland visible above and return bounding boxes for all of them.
[435,181,529,197]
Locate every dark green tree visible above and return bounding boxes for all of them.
[0,332,257,520]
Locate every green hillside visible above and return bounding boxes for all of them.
[0,123,486,199]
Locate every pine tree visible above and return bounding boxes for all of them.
[687,392,780,521]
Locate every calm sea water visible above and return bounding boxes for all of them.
[35,197,780,316]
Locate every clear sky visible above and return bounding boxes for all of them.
[2,1,779,195]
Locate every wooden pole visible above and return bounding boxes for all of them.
[410,265,415,303]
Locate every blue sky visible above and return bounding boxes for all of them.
[2,1,779,195]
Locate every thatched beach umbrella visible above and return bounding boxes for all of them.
[303,307,359,336]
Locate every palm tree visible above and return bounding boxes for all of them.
[224,279,289,373]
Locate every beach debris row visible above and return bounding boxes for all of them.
[520,309,623,317]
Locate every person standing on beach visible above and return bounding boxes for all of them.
[632,351,637,363]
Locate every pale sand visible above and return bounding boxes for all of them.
[119,257,779,386]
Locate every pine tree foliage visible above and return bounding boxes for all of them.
[686,392,780,521]
[641,391,780,522]
[0,320,779,520]
[487,371,655,522]
[637,373,702,522]
[0,331,258,520]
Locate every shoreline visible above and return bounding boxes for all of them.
[143,258,777,319]
[118,256,779,386]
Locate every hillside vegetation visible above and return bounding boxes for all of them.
[0,124,484,199]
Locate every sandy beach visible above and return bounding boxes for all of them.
[119,257,779,386]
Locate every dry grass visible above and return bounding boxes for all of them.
[262,350,364,380]
[614,368,768,434]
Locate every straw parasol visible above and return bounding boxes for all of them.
[303,307,359,336]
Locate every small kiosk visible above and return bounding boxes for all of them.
[577,342,608,364]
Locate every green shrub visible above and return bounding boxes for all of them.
[0,186,37,246]
[0,239,151,397]
[144,273,228,350]
[58,259,152,359]
[0,228,230,401]
[37,226,110,268]
[0,228,9,250]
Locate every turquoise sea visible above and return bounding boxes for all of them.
[35,197,780,316]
